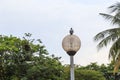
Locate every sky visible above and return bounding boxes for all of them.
[0,0,118,66]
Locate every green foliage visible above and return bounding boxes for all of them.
[0,33,115,80]
[26,55,64,80]
[75,69,105,80]
[0,33,65,80]
[63,63,106,80]
[94,2,120,73]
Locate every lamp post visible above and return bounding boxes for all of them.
[62,28,81,80]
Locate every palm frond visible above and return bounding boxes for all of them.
[109,38,120,73]
[97,33,119,49]
[109,38,120,60]
[109,2,120,13]
[109,46,118,60]
[94,28,120,41]
[100,2,120,26]
[99,13,114,20]
[100,13,120,26]
[112,12,120,26]
[95,2,120,73]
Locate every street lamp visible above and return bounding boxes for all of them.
[62,28,81,80]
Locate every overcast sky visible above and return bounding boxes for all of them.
[0,0,118,66]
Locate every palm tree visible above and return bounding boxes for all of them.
[94,2,120,73]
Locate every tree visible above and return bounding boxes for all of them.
[0,33,65,80]
[63,63,106,80]
[75,69,105,80]
[94,2,120,73]
[26,55,64,80]
[85,62,100,71]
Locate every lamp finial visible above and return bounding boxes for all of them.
[70,28,74,35]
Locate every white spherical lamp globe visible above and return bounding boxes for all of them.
[62,28,81,56]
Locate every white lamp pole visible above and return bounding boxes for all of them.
[62,28,81,80]
[70,56,74,80]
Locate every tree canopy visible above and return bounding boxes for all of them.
[94,2,120,73]
[0,33,107,80]
[0,33,64,80]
